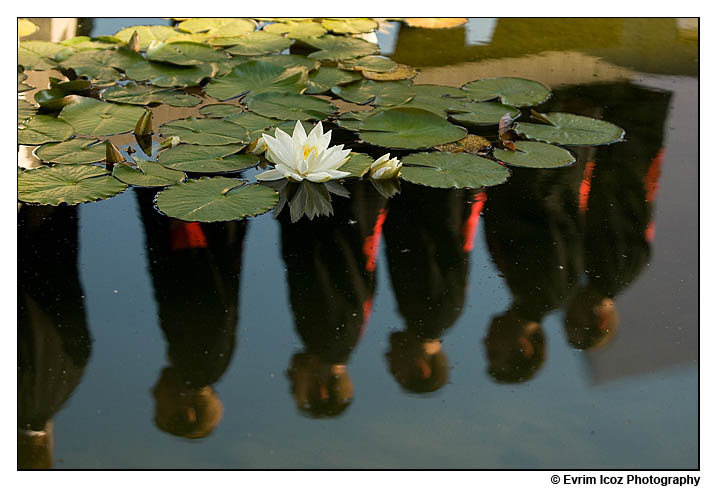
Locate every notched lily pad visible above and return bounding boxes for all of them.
[113,25,187,50]
[400,152,510,189]
[18,115,75,145]
[462,77,551,107]
[18,41,65,71]
[158,144,259,173]
[359,107,467,149]
[304,35,379,61]
[339,153,374,178]
[493,141,576,168]
[101,82,202,107]
[448,101,521,126]
[35,138,106,164]
[339,56,397,73]
[18,164,127,205]
[147,41,228,66]
[155,176,278,222]
[514,112,625,146]
[321,18,378,34]
[112,157,186,186]
[160,118,251,146]
[305,67,362,95]
[125,60,216,88]
[204,60,306,101]
[177,18,257,37]
[245,92,336,121]
[331,79,415,106]
[220,31,292,56]
[263,20,327,39]
[59,96,147,137]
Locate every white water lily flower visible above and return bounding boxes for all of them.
[256,121,351,183]
[368,153,402,179]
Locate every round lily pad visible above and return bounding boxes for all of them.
[321,18,378,34]
[462,77,551,107]
[101,83,202,107]
[221,31,292,56]
[35,138,106,164]
[155,176,278,222]
[18,41,64,70]
[249,54,320,72]
[306,67,362,95]
[112,158,186,186]
[493,141,576,168]
[245,92,336,121]
[340,56,397,73]
[204,60,306,101]
[158,144,259,173]
[199,103,244,118]
[400,152,510,189]
[331,79,415,106]
[304,35,379,61]
[359,107,467,149]
[125,60,216,88]
[159,118,251,145]
[177,18,257,37]
[59,96,147,137]
[59,36,123,50]
[514,112,625,146]
[146,41,228,66]
[18,115,75,145]
[263,20,326,39]
[113,25,187,50]
[18,164,127,205]
[58,48,144,83]
[448,101,521,126]
[336,110,377,131]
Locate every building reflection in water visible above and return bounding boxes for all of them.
[18,205,92,469]
[136,188,247,438]
[280,180,387,417]
[383,182,484,393]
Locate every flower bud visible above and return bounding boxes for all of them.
[368,153,402,179]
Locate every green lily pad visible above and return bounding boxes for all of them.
[59,35,123,50]
[336,109,377,131]
[199,103,244,118]
[400,152,510,189]
[321,18,378,34]
[305,67,362,94]
[35,138,106,164]
[18,41,64,70]
[159,118,250,145]
[18,164,127,205]
[340,153,374,178]
[59,96,147,137]
[18,115,75,145]
[177,18,257,37]
[101,82,202,107]
[33,88,75,111]
[462,77,551,107]
[340,56,397,73]
[249,54,320,72]
[220,31,292,56]
[125,60,217,88]
[204,60,306,101]
[493,141,576,168]
[359,107,467,149]
[113,25,187,50]
[263,20,326,39]
[331,79,415,106]
[158,144,259,173]
[224,113,309,141]
[411,84,468,99]
[18,70,33,92]
[112,157,186,186]
[245,92,336,121]
[514,112,625,146]
[156,177,278,222]
[304,35,379,61]
[146,41,228,66]
[57,48,143,84]
[448,101,521,126]
[18,99,37,125]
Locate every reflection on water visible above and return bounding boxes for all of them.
[17,18,697,469]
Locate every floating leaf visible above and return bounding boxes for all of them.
[160,118,250,145]
[448,101,521,126]
[304,35,379,61]
[462,77,551,107]
[331,79,415,106]
[58,48,144,83]
[359,107,467,149]
[177,18,257,37]
[199,103,244,118]
[336,109,377,131]
[321,18,378,34]
[249,54,320,72]
[18,19,38,38]
[514,112,625,146]
[18,115,75,145]
[18,164,127,205]
[125,60,216,88]
[362,65,417,81]
[263,20,326,39]
[220,31,292,56]
[18,41,64,70]
[305,67,362,94]
[493,141,576,168]
[18,99,37,125]
[18,69,33,92]
[59,36,123,50]
[339,56,397,73]
[59,96,147,137]
[101,82,202,107]
[112,157,186,187]
[146,41,228,66]
[155,177,278,222]
[245,92,336,121]
[158,144,259,173]
[204,60,306,101]
[113,25,186,50]
[340,153,374,178]
[412,84,467,99]
[400,152,509,189]
[35,138,106,164]
[434,134,492,155]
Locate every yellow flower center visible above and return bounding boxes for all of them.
[303,144,318,160]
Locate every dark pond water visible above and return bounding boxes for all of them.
[18,18,698,469]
